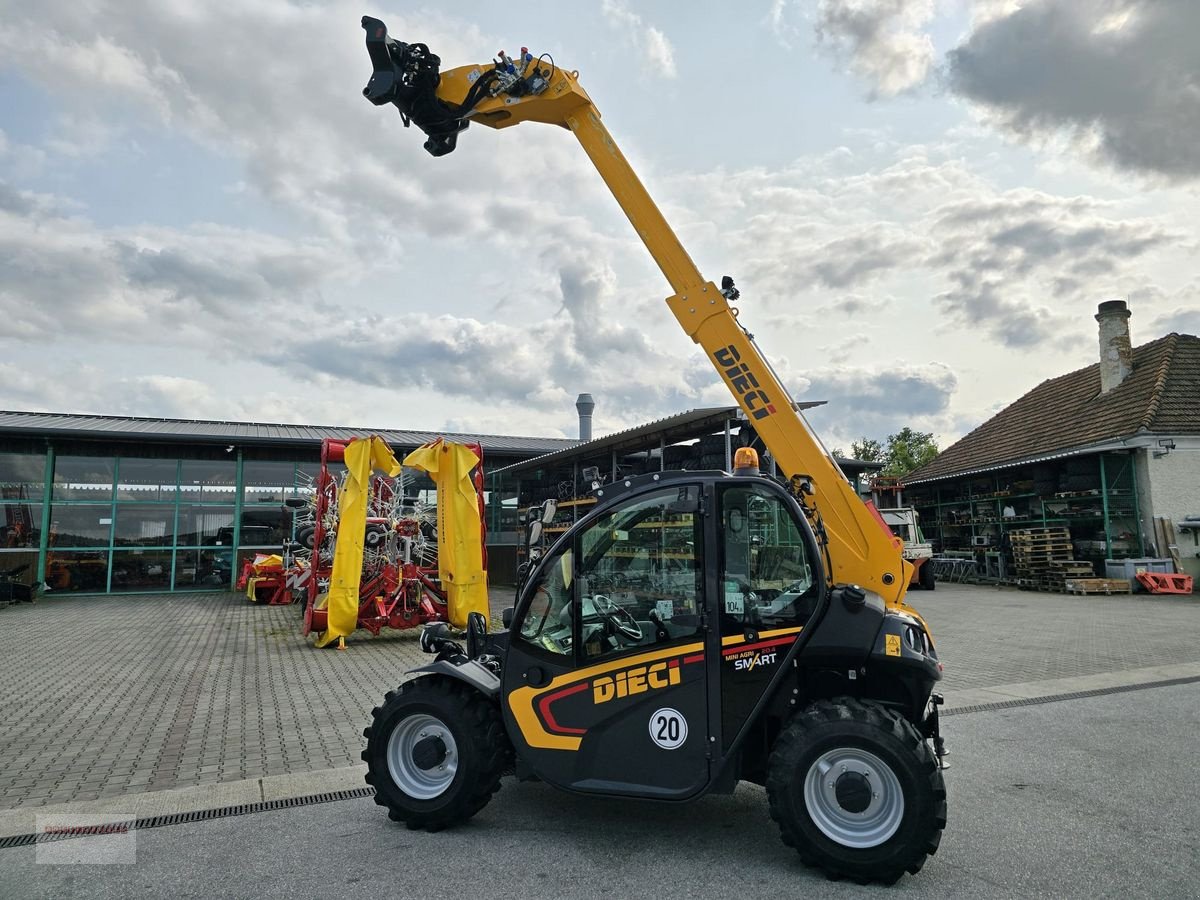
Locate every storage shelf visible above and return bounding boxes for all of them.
[909,451,1146,563]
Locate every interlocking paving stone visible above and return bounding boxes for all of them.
[0,584,1194,812]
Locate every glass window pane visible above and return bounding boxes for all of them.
[116,459,178,502]
[53,456,115,500]
[175,549,233,590]
[49,504,113,547]
[113,505,176,547]
[0,452,46,500]
[110,549,173,591]
[1,503,42,547]
[0,549,39,587]
[238,506,286,547]
[176,505,236,547]
[46,550,110,592]
[574,486,704,661]
[518,545,575,657]
[719,484,819,634]
[243,461,297,503]
[292,462,321,503]
[179,459,237,503]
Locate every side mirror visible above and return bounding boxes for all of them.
[541,499,558,524]
[466,611,487,659]
[502,607,514,629]
[528,521,543,546]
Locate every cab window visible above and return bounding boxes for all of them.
[519,547,575,656]
[575,485,704,661]
[515,486,705,662]
[718,484,820,636]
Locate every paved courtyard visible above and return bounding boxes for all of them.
[0,584,1196,813]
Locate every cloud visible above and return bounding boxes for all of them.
[1144,282,1200,336]
[667,150,1182,352]
[790,361,959,447]
[1153,307,1200,336]
[600,0,678,78]
[264,249,698,422]
[0,193,350,344]
[813,0,937,97]
[926,190,1176,345]
[947,0,1200,180]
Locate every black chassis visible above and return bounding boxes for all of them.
[415,468,944,796]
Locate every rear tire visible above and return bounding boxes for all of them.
[919,560,936,591]
[363,676,509,831]
[767,697,946,884]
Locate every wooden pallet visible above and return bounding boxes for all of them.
[1013,548,1075,559]
[1048,560,1095,573]
[1010,527,1071,539]
[1064,578,1133,595]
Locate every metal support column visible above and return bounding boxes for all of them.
[169,459,182,591]
[35,444,54,591]
[1130,451,1145,556]
[659,436,665,472]
[230,449,244,590]
[106,457,120,593]
[1099,453,1112,555]
[724,419,732,471]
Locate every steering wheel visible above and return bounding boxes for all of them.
[591,594,643,642]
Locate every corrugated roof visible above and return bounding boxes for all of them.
[907,332,1200,484]
[0,410,577,456]
[495,403,825,475]
[496,407,742,474]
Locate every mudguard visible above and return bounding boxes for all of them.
[408,658,501,698]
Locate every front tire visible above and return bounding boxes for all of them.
[767,697,946,884]
[363,676,509,831]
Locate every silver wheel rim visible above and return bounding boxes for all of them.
[803,747,904,848]
[385,713,458,800]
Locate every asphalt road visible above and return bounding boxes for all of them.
[4,684,1198,900]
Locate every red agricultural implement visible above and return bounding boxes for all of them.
[294,437,487,639]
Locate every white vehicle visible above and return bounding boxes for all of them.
[878,508,935,590]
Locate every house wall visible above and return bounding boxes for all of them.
[1143,438,1200,522]
[1143,437,1200,579]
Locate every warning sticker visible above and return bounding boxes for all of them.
[885,633,901,657]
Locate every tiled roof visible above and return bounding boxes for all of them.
[908,333,1200,483]
[0,410,577,457]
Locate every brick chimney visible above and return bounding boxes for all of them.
[1095,300,1133,394]
[575,393,595,441]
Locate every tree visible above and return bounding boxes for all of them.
[835,430,939,478]
[830,438,885,462]
[852,438,886,463]
[881,427,939,477]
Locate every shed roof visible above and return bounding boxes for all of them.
[494,407,743,474]
[495,402,829,475]
[0,410,576,456]
[907,332,1200,483]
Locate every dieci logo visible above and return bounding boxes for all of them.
[730,648,778,672]
[593,659,682,704]
[712,345,776,420]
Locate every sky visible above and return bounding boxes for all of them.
[1,0,1197,450]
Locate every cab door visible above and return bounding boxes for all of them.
[716,481,823,750]
[502,483,713,799]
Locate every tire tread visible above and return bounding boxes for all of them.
[766,696,946,884]
[363,676,511,831]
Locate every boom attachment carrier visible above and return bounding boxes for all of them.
[360,16,920,619]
